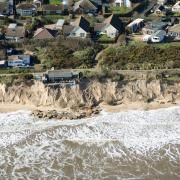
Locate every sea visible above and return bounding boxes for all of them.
[0,107,180,179]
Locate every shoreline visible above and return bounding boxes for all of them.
[0,102,180,114]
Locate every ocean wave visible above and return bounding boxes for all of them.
[0,106,180,179]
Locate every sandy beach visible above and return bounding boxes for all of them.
[100,101,180,113]
[0,101,180,114]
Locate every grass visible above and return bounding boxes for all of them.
[129,41,180,48]
[166,75,180,82]
[97,34,115,43]
[49,0,62,5]
[172,12,180,16]
[110,7,133,14]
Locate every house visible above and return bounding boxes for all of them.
[127,18,144,33]
[8,55,31,67]
[168,23,180,40]
[5,24,26,42]
[42,70,80,83]
[16,3,37,16]
[142,21,168,35]
[42,4,66,15]
[73,0,98,14]
[172,1,180,12]
[63,16,90,38]
[33,27,58,40]
[114,0,132,7]
[94,14,123,38]
[151,30,166,42]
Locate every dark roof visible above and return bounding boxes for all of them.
[73,16,90,32]
[33,28,57,39]
[63,25,75,34]
[42,4,64,11]
[47,70,73,78]
[16,3,35,9]
[104,14,122,31]
[6,26,25,38]
[144,21,168,31]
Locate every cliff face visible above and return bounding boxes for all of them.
[0,79,179,108]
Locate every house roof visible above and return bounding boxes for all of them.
[42,4,64,11]
[8,55,30,61]
[63,25,75,34]
[94,23,106,31]
[6,26,25,38]
[74,0,97,11]
[143,21,168,31]
[103,14,122,31]
[168,24,180,33]
[73,16,90,32]
[16,3,36,9]
[33,27,57,39]
[47,70,74,78]
[127,18,144,27]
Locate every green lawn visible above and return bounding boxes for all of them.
[129,41,180,48]
[97,34,115,43]
[49,0,62,5]
[110,7,133,14]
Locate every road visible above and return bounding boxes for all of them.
[0,69,179,77]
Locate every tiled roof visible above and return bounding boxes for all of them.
[33,27,57,39]
[16,3,36,9]
[6,26,25,38]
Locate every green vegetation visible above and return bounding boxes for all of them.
[110,7,133,14]
[99,44,180,70]
[29,38,103,69]
[49,0,62,5]
[0,74,33,85]
[165,75,180,82]
[97,34,115,43]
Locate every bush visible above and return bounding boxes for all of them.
[99,44,180,70]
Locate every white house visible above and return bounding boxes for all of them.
[172,1,180,12]
[63,16,90,38]
[16,3,37,16]
[94,14,123,38]
[114,0,132,7]
[8,55,30,67]
[127,18,144,33]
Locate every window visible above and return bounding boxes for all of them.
[80,33,85,37]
